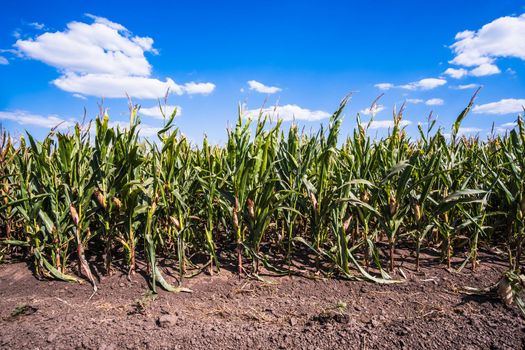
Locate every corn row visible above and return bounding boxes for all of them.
[1,96,524,292]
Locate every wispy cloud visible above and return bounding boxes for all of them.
[457,127,482,134]
[361,120,412,130]
[500,122,517,128]
[139,105,182,119]
[425,98,444,106]
[28,22,45,30]
[15,15,215,99]
[72,93,87,100]
[0,110,75,129]
[243,104,330,121]
[473,98,525,115]
[494,121,517,134]
[0,56,8,65]
[247,80,282,94]
[360,105,385,116]
[374,83,394,91]
[406,98,444,106]
[376,78,447,91]
[451,84,480,90]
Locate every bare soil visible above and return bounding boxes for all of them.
[1,252,524,350]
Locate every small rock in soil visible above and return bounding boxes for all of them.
[370,319,381,328]
[312,311,349,325]
[46,333,57,343]
[157,314,177,328]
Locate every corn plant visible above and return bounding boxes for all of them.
[1,95,525,294]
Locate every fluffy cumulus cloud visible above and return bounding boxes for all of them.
[183,82,215,95]
[139,104,181,119]
[447,13,525,77]
[443,67,468,79]
[361,120,412,130]
[0,110,75,129]
[14,15,215,99]
[406,98,424,104]
[473,98,525,115]
[425,98,444,106]
[399,78,447,90]
[247,80,282,94]
[360,104,385,116]
[377,78,447,91]
[469,63,501,77]
[243,104,330,121]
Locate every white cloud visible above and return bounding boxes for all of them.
[500,122,517,128]
[494,122,518,134]
[29,22,45,30]
[451,84,480,90]
[458,127,482,134]
[247,80,282,94]
[374,83,394,90]
[183,82,215,95]
[16,19,154,76]
[473,98,525,115]
[399,78,447,91]
[448,13,525,75]
[244,104,330,121]
[72,93,87,100]
[360,104,385,116]
[53,73,214,99]
[374,79,446,91]
[15,15,215,99]
[425,98,444,106]
[407,98,444,106]
[361,120,412,130]
[444,67,468,79]
[139,104,181,119]
[0,56,8,65]
[53,73,180,98]
[470,63,501,77]
[84,14,128,33]
[0,110,75,129]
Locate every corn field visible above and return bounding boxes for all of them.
[1,94,525,294]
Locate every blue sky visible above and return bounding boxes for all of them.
[1,0,524,143]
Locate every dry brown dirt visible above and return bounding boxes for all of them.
[1,253,524,350]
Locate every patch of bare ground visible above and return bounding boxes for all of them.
[0,252,524,350]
